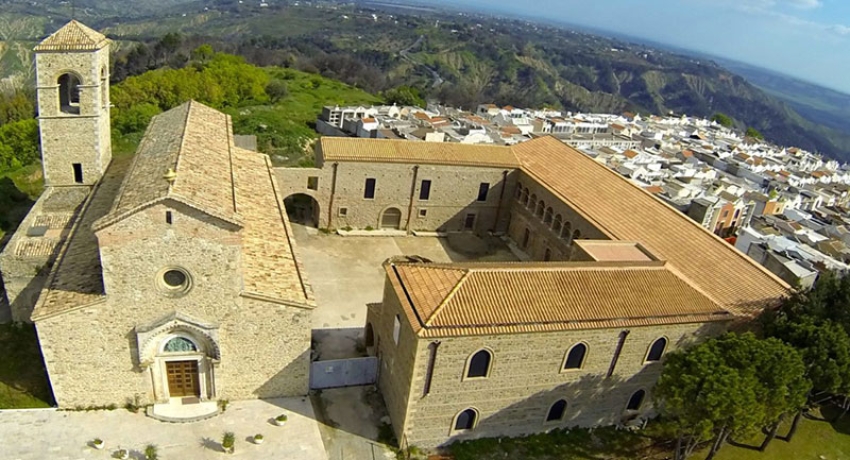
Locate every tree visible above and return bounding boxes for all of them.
[711,113,733,128]
[746,127,764,140]
[655,333,810,460]
[0,119,39,171]
[265,79,289,103]
[383,86,425,108]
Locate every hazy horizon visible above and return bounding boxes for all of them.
[417,0,850,95]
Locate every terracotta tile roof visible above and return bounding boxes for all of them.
[232,147,313,306]
[96,101,241,230]
[33,20,109,52]
[513,136,789,315]
[388,261,732,338]
[318,138,519,168]
[33,103,312,320]
[644,186,664,195]
[624,149,639,159]
[32,157,131,320]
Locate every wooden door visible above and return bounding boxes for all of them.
[166,360,200,397]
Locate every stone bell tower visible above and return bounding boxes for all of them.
[34,20,112,187]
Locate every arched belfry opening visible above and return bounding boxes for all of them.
[58,73,82,114]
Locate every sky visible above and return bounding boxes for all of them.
[426,0,850,94]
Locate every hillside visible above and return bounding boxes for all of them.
[0,0,848,160]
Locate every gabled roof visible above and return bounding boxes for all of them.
[388,261,732,338]
[34,20,109,52]
[95,101,242,231]
[513,136,789,314]
[318,137,519,168]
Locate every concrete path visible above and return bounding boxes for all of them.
[0,398,327,460]
[312,387,396,460]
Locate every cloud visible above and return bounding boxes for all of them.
[831,25,850,35]
[785,0,822,9]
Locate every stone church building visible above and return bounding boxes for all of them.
[0,22,314,413]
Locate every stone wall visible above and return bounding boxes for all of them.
[36,47,111,187]
[37,202,311,407]
[507,172,611,261]
[370,278,729,448]
[276,161,516,234]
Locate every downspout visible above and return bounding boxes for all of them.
[606,330,630,378]
[328,162,338,230]
[422,341,440,397]
[405,165,419,235]
[492,170,509,233]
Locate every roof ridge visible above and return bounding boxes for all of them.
[170,101,193,195]
[424,269,471,327]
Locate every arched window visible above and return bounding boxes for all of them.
[515,183,524,201]
[563,343,587,370]
[562,222,572,239]
[521,188,529,206]
[529,194,537,210]
[544,248,552,261]
[100,66,108,108]
[544,207,553,224]
[572,229,581,241]
[466,349,492,378]
[163,336,197,353]
[58,73,81,114]
[454,408,478,431]
[546,399,568,422]
[393,315,401,345]
[552,214,562,234]
[536,201,545,218]
[627,389,646,411]
[646,337,667,362]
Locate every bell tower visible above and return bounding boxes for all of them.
[34,20,112,187]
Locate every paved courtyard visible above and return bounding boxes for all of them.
[290,224,518,359]
[0,398,327,460]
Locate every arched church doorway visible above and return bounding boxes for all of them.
[381,207,402,230]
[284,194,320,228]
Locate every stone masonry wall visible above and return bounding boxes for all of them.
[365,280,421,442]
[36,47,111,187]
[401,321,728,448]
[37,203,310,407]
[508,172,611,260]
[276,161,516,234]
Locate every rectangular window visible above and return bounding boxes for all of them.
[72,163,83,184]
[307,176,319,190]
[166,211,173,225]
[338,207,348,217]
[418,209,427,218]
[464,213,476,230]
[477,183,490,202]
[419,180,432,200]
[364,178,376,199]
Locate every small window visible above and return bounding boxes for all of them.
[158,267,192,297]
[562,222,572,239]
[58,73,81,114]
[546,400,568,422]
[544,248,552,261]
[339,207,348,217]
[553,215,563,234]
[477,183,490,202]
[420,180,432,200]
[521,188,530,206]
[564,343,587,370]
[166,211,173,225]
[529,194,537,209]
[73,163,83,183]
[464,213,476,230]
[364,178,376,199]
[454,408,478,431]
[466,349,492,379]
[627,389,646,411]
[418,209,427,218]
[393,315,401,345]
[646,338,667,362]
[307,176,319,190]
[544,207,553,224]
[536,201,545,218]
[572,229,581,241]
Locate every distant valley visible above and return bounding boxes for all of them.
[1,0,850,160]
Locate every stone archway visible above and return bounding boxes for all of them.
[284,193,320,228]
[380,207,402,230]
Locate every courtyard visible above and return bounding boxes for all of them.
[290,223,519,360]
